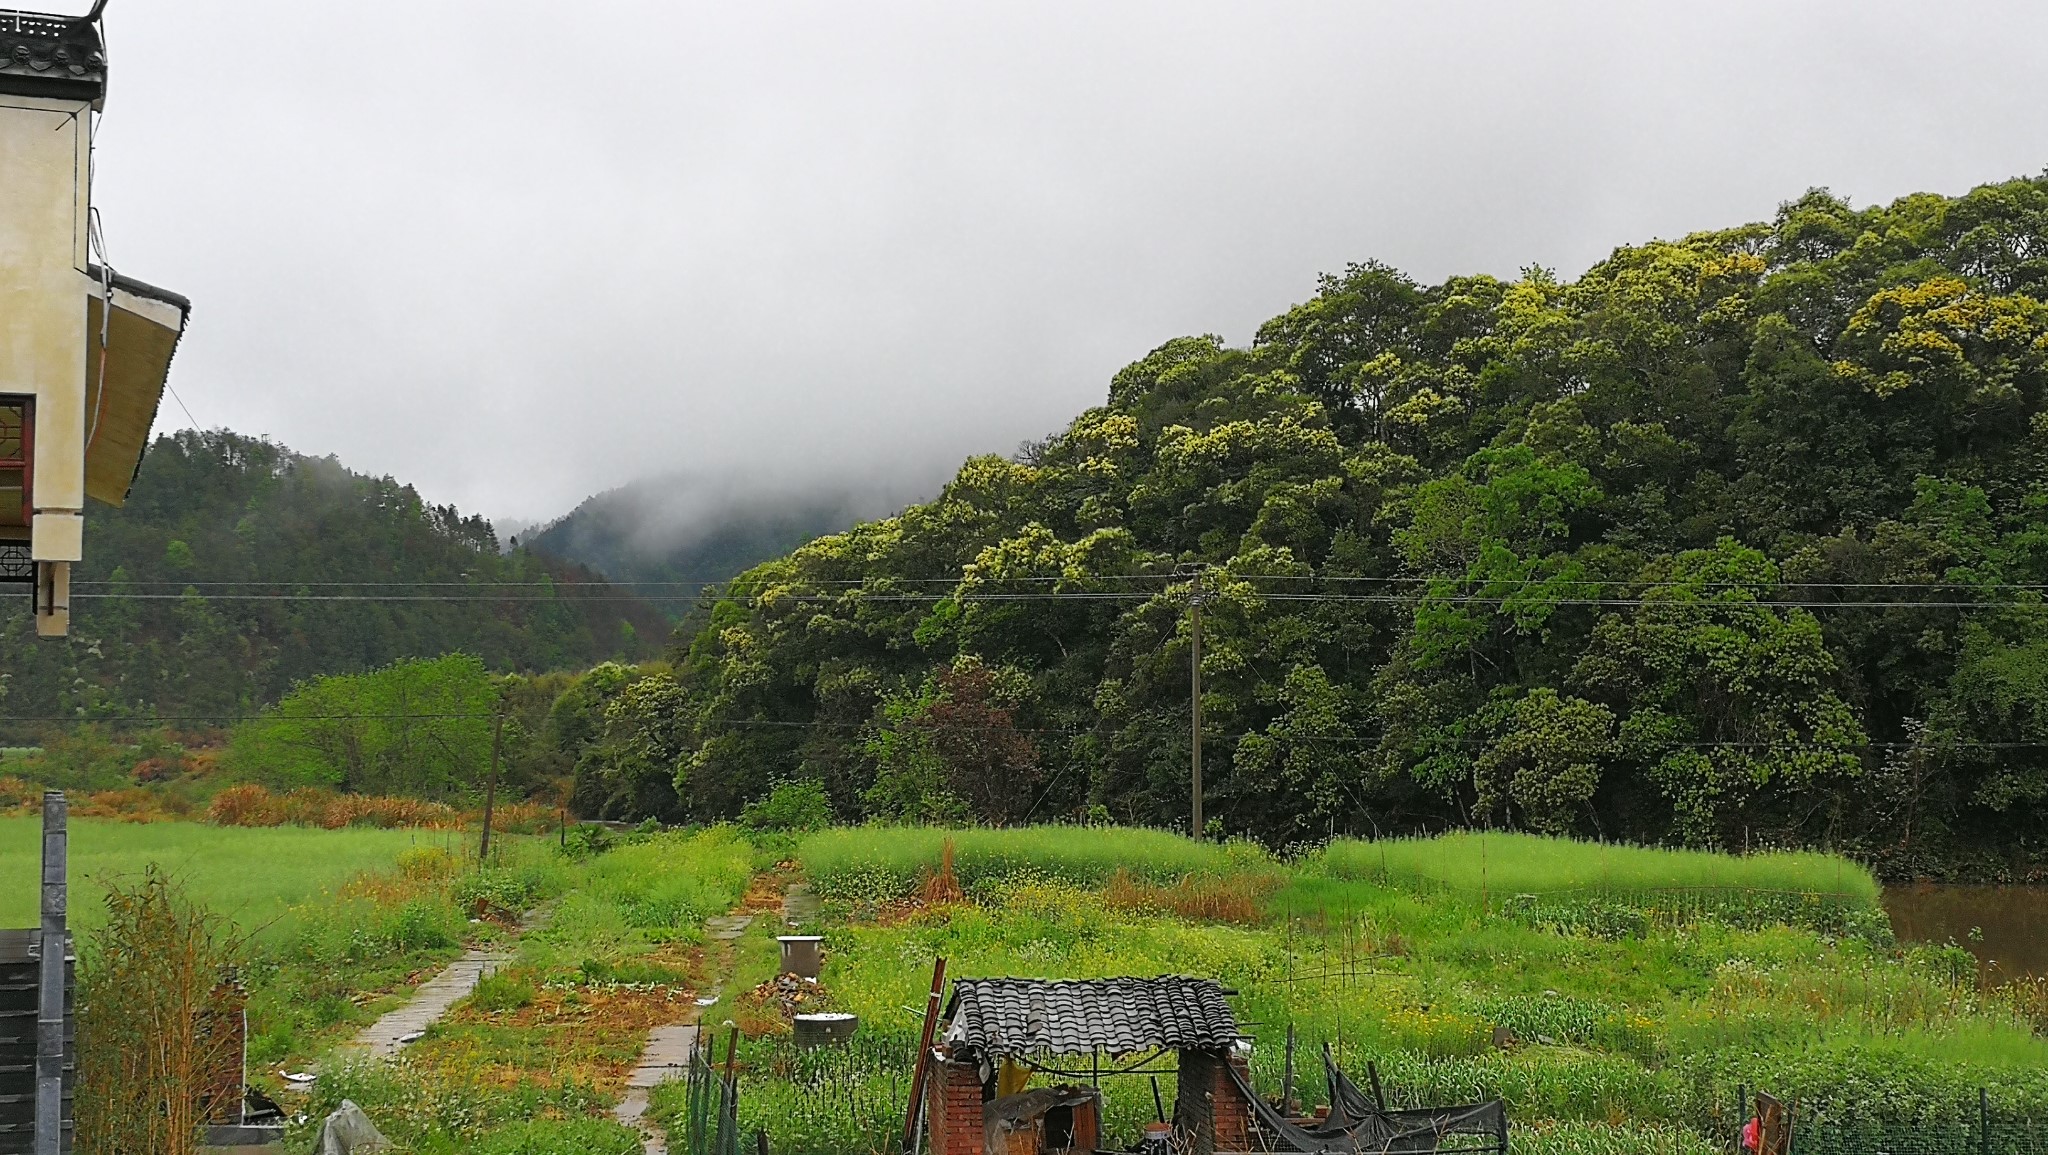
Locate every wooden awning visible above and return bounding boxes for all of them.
[83,268,189,506]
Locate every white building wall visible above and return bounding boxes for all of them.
[0,93,91,559]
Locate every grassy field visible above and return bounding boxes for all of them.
[289,828,761,1155]
[798,824,1269,900]
[0,815,462,935]
[1314,831,1882,900]
[671,826,2048,1155]
[39,819,2046,1153]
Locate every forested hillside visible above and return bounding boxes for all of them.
[625,177,2048,875]
[0,430,662,733]
[525,476,890,615]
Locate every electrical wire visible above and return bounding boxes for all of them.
[0,711,2041,752]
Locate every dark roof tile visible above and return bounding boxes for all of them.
[945,976,1239,1059]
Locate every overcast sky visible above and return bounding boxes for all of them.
[66,0,2048,526]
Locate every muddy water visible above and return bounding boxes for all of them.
[1883,884,2048,982]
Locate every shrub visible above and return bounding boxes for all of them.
[77,868,243,1155]
[743,779,835,833]
[208,783,284,827]
[0,776,39,810]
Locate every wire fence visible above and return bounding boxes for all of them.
[691,1018,2048,1155]
[680,1029,743,1155]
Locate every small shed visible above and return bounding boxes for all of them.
[925,977,1255,1155]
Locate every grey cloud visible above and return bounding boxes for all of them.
[73,0,2048,526]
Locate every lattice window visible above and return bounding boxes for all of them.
[0,396,28,531]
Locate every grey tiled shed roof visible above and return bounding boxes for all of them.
[944,977,1239,1059]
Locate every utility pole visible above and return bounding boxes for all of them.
[1189,567,1204,841]
[480,707,504,862]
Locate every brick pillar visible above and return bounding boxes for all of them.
[1212,1053,1253,1152]
[928,1058,987,1155]
[1171,1050,1253,1155]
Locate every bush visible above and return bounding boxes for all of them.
[742,779,834,833]
[77,868,243,1155]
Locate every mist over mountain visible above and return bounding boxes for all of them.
[521,472,931,612]
[0,430,665,733]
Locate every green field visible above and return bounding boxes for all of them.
[1313,831,1882,900]
[0,816,457,935]
[797,823,1269,899]
[646,826,2048,1155]
[27,820,2048,1153]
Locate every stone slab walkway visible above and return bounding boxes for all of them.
[340,948,509,1060]
[781,882,819,928]
[616,911,756,1154]
[337,906,550,1062]
[613,1023,699,1154]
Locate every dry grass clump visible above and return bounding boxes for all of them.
[0,776,41,811]
[1102,868,1274,923]
[76,787,198,823]
[485,801,560,835]
[419,975,702,1094]
[917,837,966,905]
[205,783,281,826]
[207,783,465,829]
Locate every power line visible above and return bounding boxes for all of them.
[2,711,2044,752]
[39,587,2048,609]
[64,573,2048,591]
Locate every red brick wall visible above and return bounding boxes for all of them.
[1172,1050,1253,1154]
[928,1057,987,1155]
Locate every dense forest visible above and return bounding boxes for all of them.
[0,430,662,736]
[581,176,2048,876]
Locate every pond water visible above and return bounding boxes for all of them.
[1883,884,2048,982]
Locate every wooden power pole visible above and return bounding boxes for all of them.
[1190,567,1204,840]
[480,707,504,862]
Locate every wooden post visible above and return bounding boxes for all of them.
[1280,1023,1296,1113]
[480,707,504,862]
[35,792,65,1155]
[902,957,949,1150]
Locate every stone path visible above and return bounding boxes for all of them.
[615,912,756,1154]
[612,1024,699,1154]
[342,949,509,1059]
[781,882,819,928]
[338,906,550,1061]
